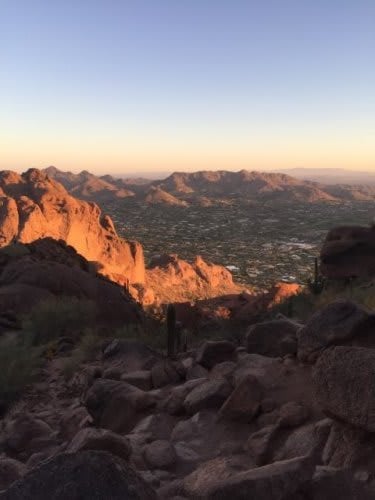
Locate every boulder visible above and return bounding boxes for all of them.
[151,360,185,389]
[197,455,315,500]
[84,379,155,433]
[1,414,54,460]
[278,401,309,428]
[59,406,92,441]
[299,465,374,500]
[246,319,300,357]
[0,458,26,491]
[313,346,375,432]
[219,375,262,422]
[297,300,370,362]
[183,379,232,415]
[246,424,280,466]
[196,340,237,369]
[67,427,131,461]
[209,361,236,381]
[186,363,209,381]
[143,440,176,469]
[0,450,157,499]
[162,378,207,415]
[183,455,254,498]
[102,339,162,374]
[231,354,278,386]
[121,370,152,391]
[320,225,375,280]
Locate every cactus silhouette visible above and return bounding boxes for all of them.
[166,303,176,358]
[308,257,325,295]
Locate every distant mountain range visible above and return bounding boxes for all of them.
[43,166,375,205]
[278,167,375,186]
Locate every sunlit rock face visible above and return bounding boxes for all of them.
[320,225,375,280]
[0,168,145,284]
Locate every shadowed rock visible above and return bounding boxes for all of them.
[313,346,375,432]
[0,450,157,500]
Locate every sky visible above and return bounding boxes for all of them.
[1,0,375,174]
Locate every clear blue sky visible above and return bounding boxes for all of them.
[1,0,375,173]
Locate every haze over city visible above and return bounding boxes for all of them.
[2,0,375,174]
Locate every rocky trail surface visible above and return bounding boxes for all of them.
[1,299,375,498]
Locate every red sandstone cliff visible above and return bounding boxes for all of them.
[0,169,145,284]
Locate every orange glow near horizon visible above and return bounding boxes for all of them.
[2,136,375,175]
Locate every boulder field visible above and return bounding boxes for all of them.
[1,299,375,498]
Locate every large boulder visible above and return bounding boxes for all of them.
[297,300,370,362]
[200,455,315,499]
[0,451,157,499]
[84,379,156,433]
[219,375,262,422]
[320,225,375,280]
[196,340,237,369]
[246,319,300,357]
[313,346,375,432]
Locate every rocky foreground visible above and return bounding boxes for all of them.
[1,299,375,498]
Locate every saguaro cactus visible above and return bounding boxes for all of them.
[308,257,325,295]
[166,303,176,358]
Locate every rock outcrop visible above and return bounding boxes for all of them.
[146,253,243,304]
[0,238,142,330]
[0,169,145,284]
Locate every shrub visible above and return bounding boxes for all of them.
[62,329,101,379]
[23,297,97,346]
[113,323,167,351]
[0,335,42,407]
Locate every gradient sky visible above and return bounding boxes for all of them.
[1,0,375,174]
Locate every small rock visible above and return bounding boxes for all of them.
[279,401,309,428]
[183,379,232,415]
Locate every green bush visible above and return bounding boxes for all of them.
[0,335,42,407]
[23,297,97,346]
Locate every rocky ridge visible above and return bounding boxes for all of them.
[0,169,145,285]
[44,166,375,205]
